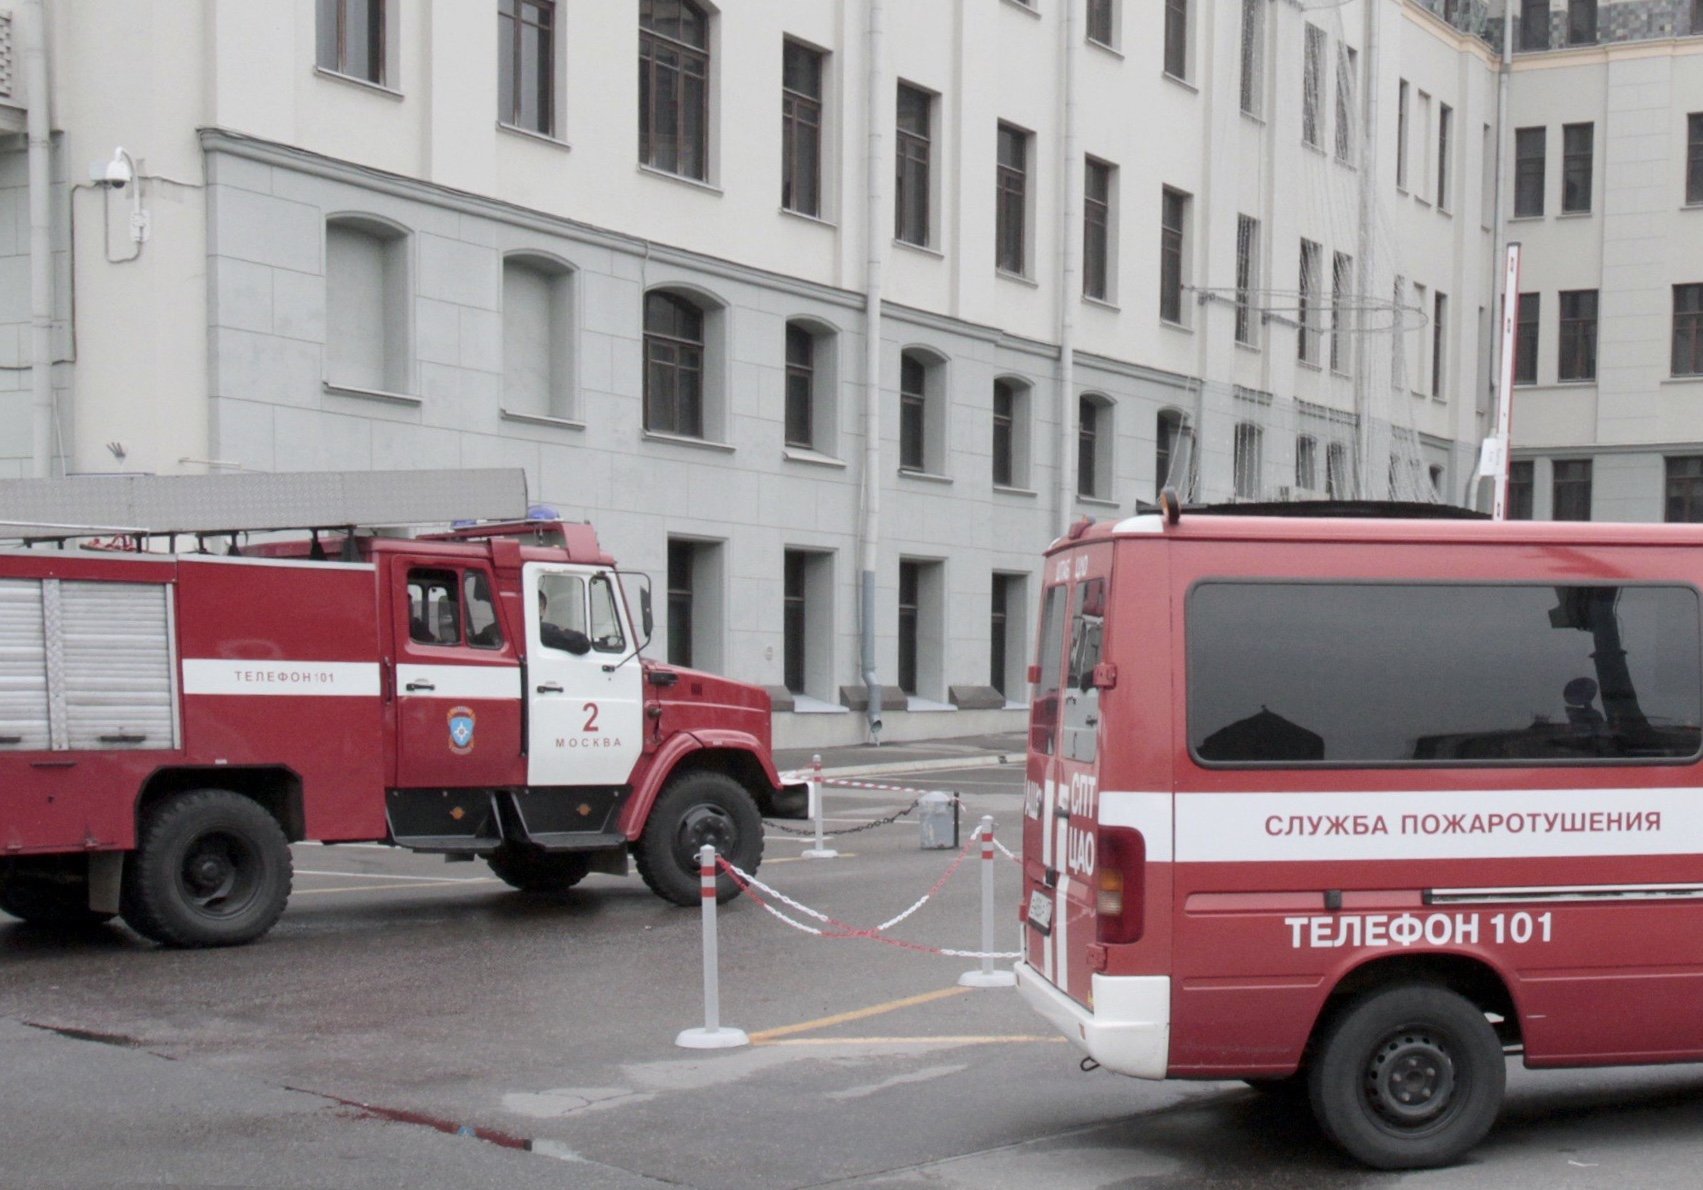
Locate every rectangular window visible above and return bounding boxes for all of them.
[1335,44,1357,164]
[639,1,710,180]
[1086,0,1115,47]
[1188,582,1702,765]
[781,40,824,217]
[1688,113,1703,206]
[996,123,1029,276]
[1235,215,1259,346]
[1297,238,1321,364]
[643,292,705,437]
[1568,0,1597,44]
[1508,459,1535,519]
[1239,0,1264,116]
[1552,459,1593,521]
[1558,289,1598,382]
[1233,422,1263,499]
[1432,290,1448,399]
[1396,79,1410,190]
[1164,0,1189,79]
[1302,25,1325,149]
[900,354,926,471]
[1514,292,1540,385]
[1330,251,1352,373]
[666,539,695,667]
[1160,187,1188,324]
[1676,284,1703,376]
[1084,158,1113,301]
[783,550,807,693]
[1078,398,1100,498]
[1392,276,1407,389]
[992,380,1015,488]
[1436,103,1452,209]
[1667,456,1703,522]
[1514,127,1545,217]
[1325,442,1348,498]
[499,0,554,135]
[1562,122,1593,213]
[1520,0,1550,51]
[1295,436,1318,491]
[317,0,385,85]
[895,83,932,246]
[990,574,1016,695]
[785,323,814,448]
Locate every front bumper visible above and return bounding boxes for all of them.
[1014,962,1171,1080]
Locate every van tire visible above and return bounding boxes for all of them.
[120,790,292,948]
[634,772,763,906]
[1308,984,1504,1170]
[486,845,592,894]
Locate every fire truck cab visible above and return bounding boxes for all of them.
[1017,498,1703,1169]
[0,470,798,949]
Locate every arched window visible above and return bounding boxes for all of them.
[1156,408,1184,497]
[325,215,410,395]
[899,348,947,474]
[1233,421,1263,499]
[503,254,574,420]
[1079,394,1114,500]
[992,377,1032,489]
[644,291,705,437]
[784,318,839,454]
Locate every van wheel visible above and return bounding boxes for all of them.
[635,772,763,906]
[486,845,592,894]
[120,790,292,948]
[1308,984,1504,1170]
[0,875,115,928]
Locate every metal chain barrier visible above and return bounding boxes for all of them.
[762,791,932,837]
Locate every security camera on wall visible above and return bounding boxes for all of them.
[89,147,133,189]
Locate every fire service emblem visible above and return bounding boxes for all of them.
[447,706,476,754]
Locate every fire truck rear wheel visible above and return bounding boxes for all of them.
[635,772,763,906]
[486,844,593,894]
[120,789,293,948]
[1308,983,1505,1170]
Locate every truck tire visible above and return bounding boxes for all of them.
[0,875,115,928]
[120,790,292,948]
[634,771,763,906]
[1308,983,1504,1170]
[486,844,593,894]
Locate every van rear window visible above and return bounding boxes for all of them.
[1187,582,1703,766]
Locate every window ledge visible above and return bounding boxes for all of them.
[1159,317,1194,334]
[1296,359,1323,373]
[643,430,736,452]
[1334,154,1358,171]
[783,446,847,469]
[1076,495,1121,509]
[1552,379,1597,387]
[779,206,837,229]
[313,67,403,100]
[1000,0,1042,17]
[993,484,1038,498]
[324,381,420,406]
[1508,214,1546,222]
[1081,294,1121,312]
[1556,209,1594,219]
[893,238,945,259]
[1661,375,1703,386]
[1235,338,1262,354]
[1684,203,1703,211]
[1301,140,1327,157]
[498,122,572,152]
[1086,37,1123,59]
[997,268,1039,288]
[501,408,585,430]
[637,164,723,195]
[1161,70,1198,94]
[1414,194,1433,209]
[898,467,953,485]
[1437,205,1454,218]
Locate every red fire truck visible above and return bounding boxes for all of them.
[0,469,799,948]
[1017,496,1703,1169]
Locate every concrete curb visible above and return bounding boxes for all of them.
[778,753,1022,782]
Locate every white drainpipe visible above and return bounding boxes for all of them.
[24,0,55,478]
[857,0,886,741]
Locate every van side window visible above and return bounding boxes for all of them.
[1188,582,1703,766]
[407,569,461,646]
[1067,579,1107,692]
[1031,584,1069,756]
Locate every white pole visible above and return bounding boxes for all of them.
[1489,244,1523,520]
[801,752,838,859]
[674,844,749,1049]
[959,816,1015,988]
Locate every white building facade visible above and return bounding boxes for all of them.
[1,0,1686,747]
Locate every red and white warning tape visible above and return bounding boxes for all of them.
[718,830,1020,960]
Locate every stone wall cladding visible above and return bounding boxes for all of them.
[1513,0,1703,54]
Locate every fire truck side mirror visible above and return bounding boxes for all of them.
[640,585,654,641]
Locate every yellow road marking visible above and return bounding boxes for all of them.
[292,879,501,896]
[756,1035,1066,1046]
[746,986,971,1043]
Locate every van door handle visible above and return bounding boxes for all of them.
[536,682,563,694]
[404,679,436,692]
[1085,715,1098,727]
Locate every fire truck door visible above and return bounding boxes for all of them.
[523,563,644,787]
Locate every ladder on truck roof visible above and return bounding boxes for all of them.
[0,468,530,543]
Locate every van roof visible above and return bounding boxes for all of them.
[1053,510,1703,552]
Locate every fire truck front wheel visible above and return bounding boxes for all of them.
[120,790,293,948]
[1308,983,1505,1170]
[635,772,763,906]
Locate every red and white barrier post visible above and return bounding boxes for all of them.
[800,752,838,860]
[959,816,1017,988]
[675,844,749,1049]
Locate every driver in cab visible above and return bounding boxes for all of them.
[537,589,591,655]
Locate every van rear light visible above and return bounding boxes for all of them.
[1095,826,1146,944]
